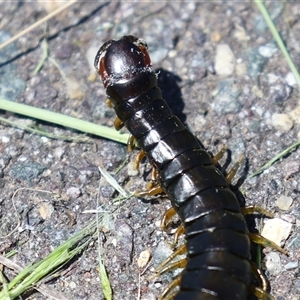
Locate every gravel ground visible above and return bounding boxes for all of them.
[0,2,300,300]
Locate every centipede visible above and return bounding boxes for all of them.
[94,35,287,300]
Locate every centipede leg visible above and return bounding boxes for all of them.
[241,205,273,218]
[248,233,288,255]
[155,244,187,274]
[172,225,185,248]
[249,285,275,300]
[160,207,185,247]
[157,258,187,278]
[225,155,244,183]
[105,98,114,108]
[127,135,136,152]
[161,207,177,230]
[114,116,124,130]
[146,167,160,190]
[211,147,227,165]
[133,150,146,169]
[159,275,182,300]
[135,185,164,197]
[251,263,268,293]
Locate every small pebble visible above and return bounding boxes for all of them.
[284,261,299,270]
[69,281,77,289]
[258,43,277,58]
[1,136,10,143]
[285,72,297,86]
[39,202,54,220]
[54,147,65,159]
[66,187,81,199]
[270,113,293,132]
[214,44,236,76]
[283,161,300,179]
[265,252,281,275]
[261,218,292,246]
[289,106,300,123]
[276,195,293,210]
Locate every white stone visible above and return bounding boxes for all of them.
[289,106,300,123]
[285,72,297,86]
[215,44,236,76]
[270,113,293,132]
[284,261,298,270]
[258,43,277,57]
[261,218,292,246]
[276,195,293,210]
[265,252,281,275]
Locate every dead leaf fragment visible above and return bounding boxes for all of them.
[137,250,151,268]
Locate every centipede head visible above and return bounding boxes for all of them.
[94,35,152,88]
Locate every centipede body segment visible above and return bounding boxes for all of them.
[94,35,285,300]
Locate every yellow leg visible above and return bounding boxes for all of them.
[159,275,182,300]
[160,207,177,230]
[114,117,124,130]
[133,150,146,169]
[248,233,288,255]
[250,285,275,300]
[251,263,268,293]
[225,155,244,183]
[135,185,164,197]
[105,98,114,108]
[146,167,160,190]
[241,205,273,218]
[211,147,227,165]
[127,135,136,152]
[155,244,187,274]
[172,225,185,248]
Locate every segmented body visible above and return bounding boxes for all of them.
[95,35,252,299]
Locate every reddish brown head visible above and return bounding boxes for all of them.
[94,35,152,88]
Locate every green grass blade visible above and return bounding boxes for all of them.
[97,258,113,300]
[98,166,130,198]
[0,98,129,144]
[0,222,97,299]
[0,270,10,300]
[255,1,300,86]
[251,1,300,177]
[249,140,300,178]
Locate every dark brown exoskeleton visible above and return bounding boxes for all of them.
[94,35,286,300]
